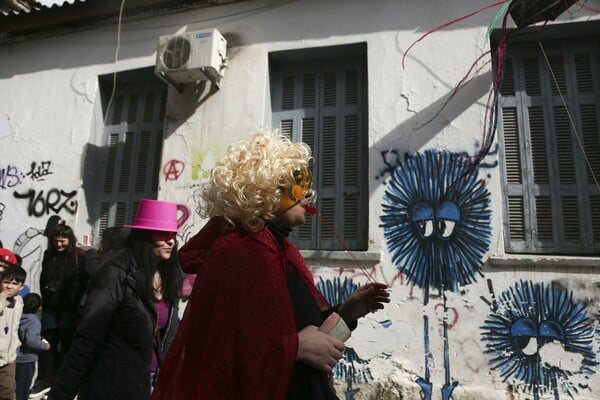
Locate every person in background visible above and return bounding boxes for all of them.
[42,217,62,243]
[151,131,389,400]
[48,199,183,400]
[0,265,26,400]
[34,223,88,395]
[16,293,50,400]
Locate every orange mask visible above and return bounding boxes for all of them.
[279,166,315,212]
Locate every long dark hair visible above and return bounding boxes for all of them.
[125,229,183,306]
[47,223,78,258]
[98,226,129,260]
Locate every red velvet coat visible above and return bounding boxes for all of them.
[151,217,330,400]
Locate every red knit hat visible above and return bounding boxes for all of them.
[0,248,17,266]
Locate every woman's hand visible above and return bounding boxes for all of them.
[297,325,344,373]
[337,282,390,323]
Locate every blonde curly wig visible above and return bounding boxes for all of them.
[200,130,312,232]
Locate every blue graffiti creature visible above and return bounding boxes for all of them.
[380,150,492,400]
[481,280,596,400]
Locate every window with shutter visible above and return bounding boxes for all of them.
[95,71,167,240]
[270,45,368,250]
[498,35,600,255]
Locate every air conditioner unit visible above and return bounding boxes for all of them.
[155,28,227,87]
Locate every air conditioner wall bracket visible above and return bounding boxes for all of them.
[159,71,184,93]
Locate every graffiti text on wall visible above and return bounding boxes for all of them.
[375,144,498,181]
[25,161,53,181]
[0,164,20,188]
[0,160,54,188]
[13,188,78,217]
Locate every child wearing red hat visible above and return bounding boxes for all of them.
[0,249,17,273]
[0,265,26,399]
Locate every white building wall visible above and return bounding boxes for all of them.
[1,0,598,398]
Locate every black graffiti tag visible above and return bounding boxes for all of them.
[25,161,53,181]
[0,164,21,189]
[13,188,78,217]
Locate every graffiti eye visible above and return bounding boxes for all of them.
[412,203,435,238]
[437,220,456,238]
[511,318,539,356]
[519,336,539,356]
[435,201,460,239]
[417,220,434,237]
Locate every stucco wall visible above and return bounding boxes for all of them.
[1,0,599,398]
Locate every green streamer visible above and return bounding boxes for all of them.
[485,0,514,43]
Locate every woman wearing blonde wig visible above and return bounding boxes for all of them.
[151,131,389,400]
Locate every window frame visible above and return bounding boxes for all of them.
[496,25,600,255]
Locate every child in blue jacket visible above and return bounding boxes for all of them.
[16,293,50,400]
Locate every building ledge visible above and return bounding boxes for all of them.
[488,253,600,268]
[300,250,381,263]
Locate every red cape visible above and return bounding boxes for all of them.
[151,217,330,400]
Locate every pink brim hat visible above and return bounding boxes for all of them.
[125,199,179,233]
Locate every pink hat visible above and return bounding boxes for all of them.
[0,248,17,266]
[125,199,179,233]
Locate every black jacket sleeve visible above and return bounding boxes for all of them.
[48,263,128,400]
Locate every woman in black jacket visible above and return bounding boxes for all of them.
[38,223,88,390]
[48,199,184,400]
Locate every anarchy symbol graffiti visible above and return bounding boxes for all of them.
[163,160,185,181]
